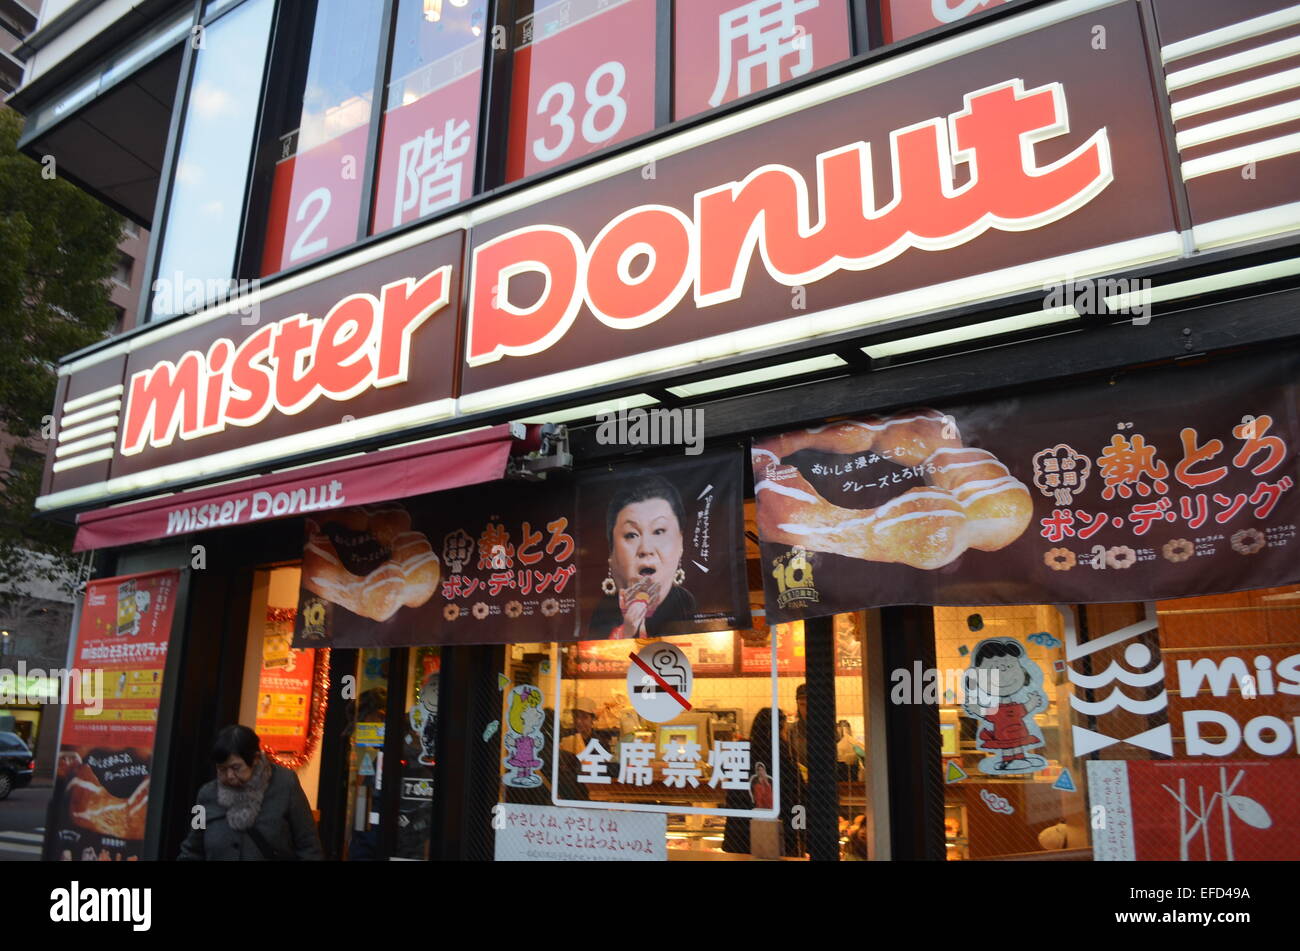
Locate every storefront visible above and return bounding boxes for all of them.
[14,0,1300,862]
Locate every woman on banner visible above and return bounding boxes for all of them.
[178,724,323,861]
[588,474,698,638]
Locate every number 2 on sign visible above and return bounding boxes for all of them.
[532,61,628,164]
[290,187,331,262]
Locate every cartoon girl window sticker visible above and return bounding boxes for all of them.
[502,684,545,788]
[408,672,439,767]
[962,638,1048,775]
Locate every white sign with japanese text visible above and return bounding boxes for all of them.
[493,804,667,861]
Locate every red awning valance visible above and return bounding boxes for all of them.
[74,425,524,552]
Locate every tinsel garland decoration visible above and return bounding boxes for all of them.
[261,607,330,770]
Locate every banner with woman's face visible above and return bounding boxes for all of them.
[294,449,750,647]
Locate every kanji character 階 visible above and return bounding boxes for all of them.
[1097,434,1170,499]
[517,522,544,566]
[1233,415,1287,476]
[1179,493,1210,530]
[1212,492,1249,524]
[1127,498,1172,536]
[661,741,703,788]
[706,741,752,789]
[1039,508,1076,543]
[545,517,575,562]
[487,571,516,596]
[478,523,515,570]
[1075,510,1110,540]
[1250,476,1294,519]
[618,741,656,786]
[1175,427,1228,489]
[576,739,613,785]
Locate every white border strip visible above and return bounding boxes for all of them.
[1165,35,1300,92]
[1181,131,1300,179]
[59,399,121,427]
[62,384,123,412]
[36,397,457,511]
[458,233,1182,414]
[1190,200,1300,250]
[1176,98,1300,149]
[54,431,118,458]
[57,0,1124,377]
[57,415,119,443]
[1170,66,1300,121]
[1162,3,1300,64]
[51,449,114,473]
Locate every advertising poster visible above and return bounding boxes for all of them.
[738,618,805,675]
[494,803,666,861]
[47,570,181,862]
[1089,760,1300,861]
[505,0,656,180]
[754,352,1300,621]
[576,451,750,639]
[253,608,315,757]
[296,451,750,647]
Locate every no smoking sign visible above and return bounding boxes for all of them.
[627,643,693,723]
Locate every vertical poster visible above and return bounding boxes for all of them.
[576,451,751,639]
[47,569,181,862]
[254,607,315,757]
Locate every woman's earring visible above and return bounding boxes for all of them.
[602,573,617,596]
[674,566,686,585]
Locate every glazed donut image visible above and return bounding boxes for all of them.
[67,769,149,841]
[752,410,1033,570]
[303,505,440,622]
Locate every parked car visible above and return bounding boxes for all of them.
[0,732,34,800]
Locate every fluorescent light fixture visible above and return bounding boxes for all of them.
[666,354,846,399]
[1165,35,1300,92]
[1106,257,1300,311]
[1170,67,1300,121]
[1182,132,1300,180]
[1162,5,1300,64]
[515,393,658,425]
[1176,99,1300,150]
[62,385,123,412]
[861,307,1080,359]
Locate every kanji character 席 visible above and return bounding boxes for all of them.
[1039,508,1076,542]
[1250,476,1294,519]
[661,741,703,788]
[706,741,752,789]
[1097,433,1170,499]
[1213,492,1249,524]
[1175,427,1228,489]
[1233,415,1287,476]
[708,0,819,107]
[1179,493,1210,529]
[618,741,656,786]
[576,739,612,785]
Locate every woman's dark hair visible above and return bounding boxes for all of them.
[211,724,261,766]
[972,639,1023,666]
[748,707,787,768]
[605,474,686,546]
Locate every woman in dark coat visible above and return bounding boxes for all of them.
[178,724,323,861]
[722,707,805,857]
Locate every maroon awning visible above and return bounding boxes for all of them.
[74,425,525,552]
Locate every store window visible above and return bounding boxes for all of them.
[396,646,441,860]
[371,0,488,236]
[505,0,658,182]
[341,647,392,860]
[494,615,878,861]
[150,0,275,320]
[258,0,386,275]
[878,0,1012,44]
[932,605,1091,860]
[673,0,851,120]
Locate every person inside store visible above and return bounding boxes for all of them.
[788,683,809,771]
[588,474,698,638]
[836,719,863,781]
[560,696,600,755]
[178,724,323,861]
[722,707,805,857]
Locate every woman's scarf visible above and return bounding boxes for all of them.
[217,756,272,832]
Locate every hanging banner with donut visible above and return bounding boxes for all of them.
[294,451,750,647]
[47,569,182,862]
[754,351,1300,620]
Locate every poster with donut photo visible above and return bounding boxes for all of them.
[575,450,751,640]
[754,351,1300,620]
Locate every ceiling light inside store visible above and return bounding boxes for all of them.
[861,307,1080,360]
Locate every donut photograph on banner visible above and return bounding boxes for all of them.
[753,350,1300,621]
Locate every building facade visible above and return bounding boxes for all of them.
[8,0,1300,861]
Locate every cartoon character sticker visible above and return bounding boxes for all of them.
[502,684,545,788]
[409,672,440,767]
[962,637,1048,775]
